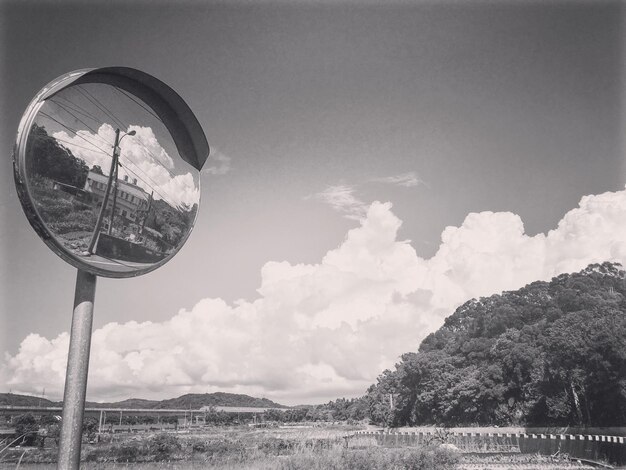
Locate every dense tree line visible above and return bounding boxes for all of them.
[26,124,89,188]
[263,398,368,423]
[365,262,626,427]
[144,200,198,248]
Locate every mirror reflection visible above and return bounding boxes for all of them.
[24,82,199,273]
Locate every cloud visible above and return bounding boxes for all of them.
[308,184,368,221]
[201,148,231,176]
[310,172,423,219]
[371,172,424,188]
[52,123,199,208]
[4,188,626,404]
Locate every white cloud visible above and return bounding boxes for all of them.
[308,184,368,221]
[53,123,199,208]
[371,171,424,187]
[201,148,231,176]
[4,188,626,404]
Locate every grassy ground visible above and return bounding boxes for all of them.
[30,180,96,253]
[1,425,458,469]
[0,426,606,469]
[459,453,596,469]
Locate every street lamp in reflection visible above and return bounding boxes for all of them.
[86,128,136,254]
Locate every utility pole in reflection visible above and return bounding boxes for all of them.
[87,129,120,254]
[87,129,135,254]
[108,158,120,235]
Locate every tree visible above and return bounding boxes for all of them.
[27,124,89,188]
[91,165,104,175]
[38,415,60,447]
[14,413,39,446]
[83,416,98,440]
[364,262,626,427]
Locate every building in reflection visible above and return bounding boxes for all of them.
[84,170,150,224]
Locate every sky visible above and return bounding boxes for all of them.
[1,0,625,405]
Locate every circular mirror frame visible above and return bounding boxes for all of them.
[13,67,209,278]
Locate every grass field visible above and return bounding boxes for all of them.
[0,425,605,469]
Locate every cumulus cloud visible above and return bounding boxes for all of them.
[371,171,424,187]
[308,184,368,221]
[4,188,626,404]
[52,123,199,208]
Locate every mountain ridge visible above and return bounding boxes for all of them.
[0,392,287,409]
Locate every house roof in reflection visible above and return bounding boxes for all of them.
[84,170,150,202]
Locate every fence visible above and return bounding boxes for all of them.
[352,429,626,466]
[98,423,178,433]
[96,233,167,263]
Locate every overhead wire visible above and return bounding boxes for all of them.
[76,86,127,131]
[38,111,111,155]
[125,136,179,181]
[49,100,112,147]
[54,137,110,156]
[112,86,163,124]
[109,87,179,181]
[72,86,179,181]
[78,85,128,130]
[53,95,105,126]
[42,87,194,213]
[73,85,181,182]
[117,158,183,211]
[40,110,185,211]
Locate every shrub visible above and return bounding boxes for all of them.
[116,441,143,462]
[146,433,181,461]
[13,413,40,447]
[258,437,296,455]
[278,446,460,470]
[191,440,207,453]
[203,438,245,457]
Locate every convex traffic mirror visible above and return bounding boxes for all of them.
[14,67,209,277]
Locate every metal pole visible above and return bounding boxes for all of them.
[57,269,97,470]
[87,129,120,254]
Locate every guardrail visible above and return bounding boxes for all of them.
[352,430,626,466]
[99,423,178,433]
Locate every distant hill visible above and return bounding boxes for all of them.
[0,393,57,407]
[1,392,287,410]
[85,398,160,409]
[153,393,287,409]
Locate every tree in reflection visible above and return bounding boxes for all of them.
[144,200,198,249]
[91,164,104,175]
[25,123,96,252]
[26,123,89,188]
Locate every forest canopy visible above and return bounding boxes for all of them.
[364,262,626,428]
[26,123,89,188]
